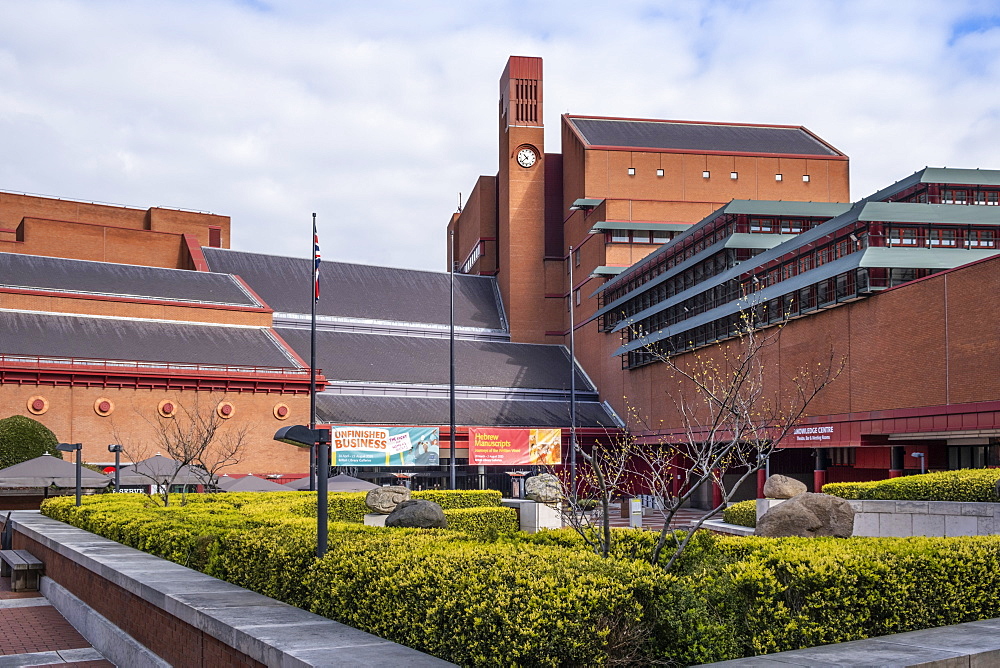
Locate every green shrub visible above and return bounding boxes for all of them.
[723,500,757,528]
[823,469,1000,502]
[0,415,61,468]
[40,491,1000,665]
[442,506,518,540]
[412,489,502,508]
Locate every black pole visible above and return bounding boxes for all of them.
[316,428,329,558]
[75,447,82,507]
[309,213,318,492]
[568,246,577,498]
[114,449,120,492]
[449,229,457,490]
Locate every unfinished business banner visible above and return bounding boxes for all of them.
[330,426,440,466]
[468,428,562,465]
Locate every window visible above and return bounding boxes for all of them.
[780,219,803,233]
[798,255,813,273]
[627,167,635,176]
[775,174,783,182]
[928,228,957,247]
[611,230,629,243]
[942,189,967,204]
[750,217,774,233]
[702,170,710,178]
[209,226,222,248]
[888,227,918,246]
[634,231,654,244]
[975,191,999,205]
[803,175,811,183]
[968,229,996,248]
[574,248,581,266]
[656,168,664,177]
[575,289,581,306]
[730,171,738,180]
[652,231,671,244]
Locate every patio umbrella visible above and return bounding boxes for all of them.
[284,474,380,492]
[116,454,212,487]
[220,475,289,492]
[0,454,111,489]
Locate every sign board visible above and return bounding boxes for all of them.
[468,428,562,465]
[791,424,838,444]
[330,426,440,466]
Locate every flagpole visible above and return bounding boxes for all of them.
[309,213,318,493]
[449,229,457,490]
[569,245,577,500]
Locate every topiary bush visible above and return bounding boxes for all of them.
[0,415,61,468]
[823,469,1000,502]
[723,499,757,528]
[442,506,518,540]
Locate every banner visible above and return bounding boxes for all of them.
[469,428,562,465]
[331,426,440,466]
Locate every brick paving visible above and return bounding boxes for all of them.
[0,576,112,667]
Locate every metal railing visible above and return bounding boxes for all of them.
[0,354,316,378]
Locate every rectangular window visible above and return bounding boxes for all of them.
[208,226,222,248]
[888,227,918,246]
[942,189,968,204]
[750,218,774,233]
[798,255,813,273]
[656,168,664,177]
[802,175,811,183]
[627,167,635,176]
[780,219,803,234]
[611,230,629,243]
[575,289,581,306]
[730,171,738,180]
[633,231,652,244]
[702,170,710,178]
[969,229,996,248]
[574,248,581,266]
[928,228,957,247]
[775,174,783,182]
[652,231,671,244]
[975,191,999,205]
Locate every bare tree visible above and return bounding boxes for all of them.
[112,394,253,506]
[558,307,844,570]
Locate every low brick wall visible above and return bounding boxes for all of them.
[4,511,452,667]
[756,498,1000,538]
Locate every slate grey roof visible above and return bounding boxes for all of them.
[567,117,842,156]
[0,252,259,307]
[202,248,505,330]
[0,454,111,488]
[316,395,619,428]
[0,311,298,368]
[276,328,591,390]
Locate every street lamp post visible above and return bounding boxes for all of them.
[56,442,82,507]
[107,444,122,492]
[274,425,333,557]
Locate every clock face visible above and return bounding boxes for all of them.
[516,147,537,168]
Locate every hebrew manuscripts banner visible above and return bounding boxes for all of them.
[330,426,440,466]
[468,428,562,465]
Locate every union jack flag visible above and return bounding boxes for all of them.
[313,219,321,301]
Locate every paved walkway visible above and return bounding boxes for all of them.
[0,576,111,668]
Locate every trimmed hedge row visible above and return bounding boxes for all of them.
[40,492,1000,665]
[723,500,757,528]
[823,468,1000,502]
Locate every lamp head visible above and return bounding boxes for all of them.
[273,425,331,448]
[108,444,123,453]
[57,442,81,452]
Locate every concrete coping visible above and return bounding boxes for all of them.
[7,511,453,667]
[701,617,1000,666]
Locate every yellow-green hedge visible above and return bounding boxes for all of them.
[40,492,1000,665]
[723,500,757,528]
[442,506,518,540]
[823,469,1000,501]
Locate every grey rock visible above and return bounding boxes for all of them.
[365,486,411,514]
[385,500,448,529]
[994,478,1000,501]
[524,473,563,504]
[763,474,808,499]
[755,492,855,538]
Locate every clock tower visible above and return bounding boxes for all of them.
[497,56,550,343]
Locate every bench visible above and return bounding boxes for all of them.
[0,549,44,592]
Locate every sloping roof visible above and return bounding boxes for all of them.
[920,167,1000,186]
[218,475,289,492]
[0,252,260,307]
[857,201,1000,225]
[316,395,619,428]
[117,455,211,486]
[0,311,298,368]
[0,454,110,488]
[284,474,379,491]
[202,248,505,330]
[567,117,842,156]
[276,327,591,390]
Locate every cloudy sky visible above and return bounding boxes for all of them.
[1,1,998,272]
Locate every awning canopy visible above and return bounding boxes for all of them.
[0,454,110,489]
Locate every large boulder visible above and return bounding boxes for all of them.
[755,492,855,538]
[385,500,448,529]
[365,485,411,514]
[525,473,563,504]
[763,474,808,499]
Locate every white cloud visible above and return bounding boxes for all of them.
[0,0,997,271]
